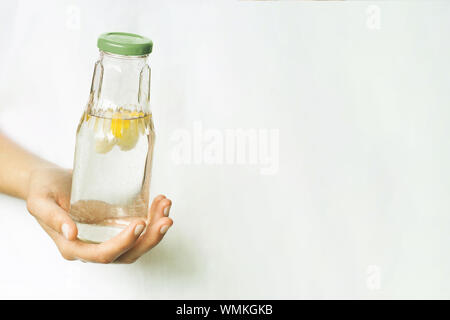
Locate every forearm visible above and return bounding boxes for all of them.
[0,133,55,199]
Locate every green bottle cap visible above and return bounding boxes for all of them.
[97,32,153,56]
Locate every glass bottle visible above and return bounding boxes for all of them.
[70,32,155,243]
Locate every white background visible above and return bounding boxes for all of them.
[0,0,449,299]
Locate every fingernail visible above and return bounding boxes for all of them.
[160,225,170,235]
[164,205,171,217]
[62,223,70,240]
[134,224,145,236]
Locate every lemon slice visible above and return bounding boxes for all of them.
[82,109,149,154]
[117,118,140,151]
[94,117,117,154]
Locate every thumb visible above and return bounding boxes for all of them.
[27,196,78,240]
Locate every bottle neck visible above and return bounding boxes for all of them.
[90,51,151,115]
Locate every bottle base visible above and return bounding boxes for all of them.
[76,222,124,243]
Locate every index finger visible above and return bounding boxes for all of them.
[62,220,146,263]
[27,196,78,240]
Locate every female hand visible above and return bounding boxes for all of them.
[26,166,173,264]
